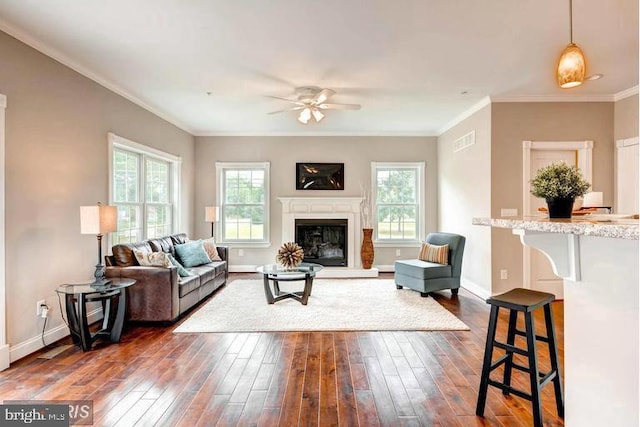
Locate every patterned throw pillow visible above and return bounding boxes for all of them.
[418,242,449,265]
[174,240,212,268]
[167,253,193,277]
[133,249,172,268]
[202,237,222,261]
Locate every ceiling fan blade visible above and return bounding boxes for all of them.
[267,106,305,115]
[317,103,361,110]
[265,95,305,106]
[312,88,336,104]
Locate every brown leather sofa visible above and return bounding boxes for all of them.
[105,233,228,322]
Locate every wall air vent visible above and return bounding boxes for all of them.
[453,130,476,152]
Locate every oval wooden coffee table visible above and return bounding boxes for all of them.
[256,263,323,305]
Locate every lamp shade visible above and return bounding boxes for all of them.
[582,191,603,208]
[80,205,117,234]
[557,43,586,88]
[205,206,219,222]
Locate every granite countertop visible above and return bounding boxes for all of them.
[472,216,639,240]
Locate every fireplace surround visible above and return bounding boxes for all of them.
[279,197,378,277]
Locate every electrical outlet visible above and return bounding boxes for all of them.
[36,299,46,316]
[395,249,401,257]
[238,249,244,257]
[500,269,508,280]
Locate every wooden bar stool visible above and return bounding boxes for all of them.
[476,288,564,427]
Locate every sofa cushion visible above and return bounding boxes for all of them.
[178,274,200,297]
[112,241,153,267]
[395,259,452,280]
[187,264,218,284]
[175,240,211,268]
[148,236,176,255]
[133,250,172,268]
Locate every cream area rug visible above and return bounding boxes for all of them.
[174,279,469,333]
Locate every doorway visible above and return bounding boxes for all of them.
[522,140,593,298]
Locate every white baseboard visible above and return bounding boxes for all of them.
[229,265,259,273]
[461,278,491,300]
[9,308,102,363]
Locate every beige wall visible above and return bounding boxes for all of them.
[614,94,639,141]
[438,105,492,296]
[194,136,438,267]
[0,31,195,356]
[490,102,614,294]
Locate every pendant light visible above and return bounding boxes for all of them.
[556,0,586,88]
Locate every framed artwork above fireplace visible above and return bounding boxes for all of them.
[296,162,344,190]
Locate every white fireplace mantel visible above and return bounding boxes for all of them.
[278,197,377,277]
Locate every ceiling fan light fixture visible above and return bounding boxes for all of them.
[311,108,325,122]
[556,0,587,89]
[298,107,311,124]
[270,86,361,124]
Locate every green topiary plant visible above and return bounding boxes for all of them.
[530,162,591,199]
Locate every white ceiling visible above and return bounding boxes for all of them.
[0,0,637,136]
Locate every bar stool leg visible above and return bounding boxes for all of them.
[502,310,518,395]
[476,305,500,416]
[544,304,565,418]
[524,311,543,427]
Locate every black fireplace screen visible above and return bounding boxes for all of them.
[295,219,348,267]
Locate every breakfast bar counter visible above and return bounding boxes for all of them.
[474,216,639,426]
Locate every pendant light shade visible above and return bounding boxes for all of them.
[557,43,586,88]
[556,0,587,89]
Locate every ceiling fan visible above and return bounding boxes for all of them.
[267,86,361,124]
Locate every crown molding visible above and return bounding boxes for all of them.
[613,86,639,101]
[194,131,439,137]
[491,94,614,103]
[0,19,194,135]
[437,96,492,136]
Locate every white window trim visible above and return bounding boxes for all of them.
[108,133,182,244]
[371,161,425,247]
[216,161,271,248]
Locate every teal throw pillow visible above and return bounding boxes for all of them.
[174,240,211,268]
[167,253,192,277]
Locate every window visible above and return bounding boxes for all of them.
[109,133,181,244]
[216,162,270,245]
[372,162,425,244]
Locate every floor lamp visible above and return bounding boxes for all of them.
[205,206,218,238]
[81,202,117,284]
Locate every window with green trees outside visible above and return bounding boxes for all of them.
[373,162,424,243]
[110,133,181,245]
[217,162,270,244]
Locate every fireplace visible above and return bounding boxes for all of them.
[295,219,347,267]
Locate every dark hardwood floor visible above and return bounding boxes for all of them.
[0,273,564,426]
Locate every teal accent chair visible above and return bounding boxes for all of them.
[394,232,466,297]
